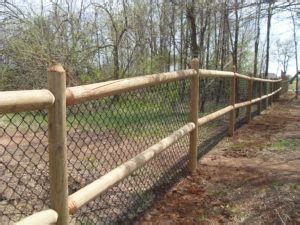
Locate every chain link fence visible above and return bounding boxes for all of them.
[0,111,49,224]
[1,75,277,224]
[67,80,191,223]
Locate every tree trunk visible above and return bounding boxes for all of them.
[187,0,198,58]
[253,1,261,77]
[265,1,273,78]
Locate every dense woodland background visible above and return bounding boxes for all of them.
[0,0,299,90]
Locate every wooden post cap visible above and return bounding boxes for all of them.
[191,58,199,70]
[231,65,236,73]
[47,63,65,73]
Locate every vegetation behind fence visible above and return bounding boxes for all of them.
[0,59,285,224]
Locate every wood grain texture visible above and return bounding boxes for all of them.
[48,63,69,225]
[188,58,199,174]
[0,90,54,113]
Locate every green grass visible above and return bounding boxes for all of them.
[288,80,297,91]
[269,138,300,151]
[271,181,284,190]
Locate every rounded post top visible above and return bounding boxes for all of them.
[231,64,237,73]
[47,62,65,73]
[191,58,199,70]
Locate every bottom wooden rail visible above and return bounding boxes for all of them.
[197,106,234,126]
[68,122,195,214]
[15,209,58,225]
[234,87,282,109]
[195,87,282,128]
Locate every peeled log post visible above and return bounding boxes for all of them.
[246,78,252,123]
[188,58,199,174]
[296,74,298,99]
[270,82,273,106]
[228,66,236,136]
[47,64,69,225]
[257,81,262,115]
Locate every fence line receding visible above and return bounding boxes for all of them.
[0,59,286,225]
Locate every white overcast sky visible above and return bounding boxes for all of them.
[262,7,299,76]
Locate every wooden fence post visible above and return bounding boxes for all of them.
[48,63,69,225]
[228,65,236,136]
[296,74,298,99]
[274,83,276,101]
[273,83,276,101]
[257,81,262,115]
[278,82,280,99]
[246,77,252,123]
[188,58,199,174]
[265,82,269,108]
[270,82,274,105]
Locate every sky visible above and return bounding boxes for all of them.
[262,5,299,77]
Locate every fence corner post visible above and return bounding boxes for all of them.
[246,76,252,123]
[188,58,199,174]
[228,65,236,137]
[47,63,69,225]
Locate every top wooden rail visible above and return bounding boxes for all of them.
[0,89,55,114]
[66,69,196,105]
[66,69,281,106]
[198,69,234,78]
[0,68,282,112]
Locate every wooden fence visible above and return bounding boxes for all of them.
[1,59,284,225]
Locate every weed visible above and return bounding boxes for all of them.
[208,187,228,197]
[198,214,209,222]
[271,181,283,190]
[269,138,300,151]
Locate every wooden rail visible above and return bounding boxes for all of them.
[68,122,195,214]
[65,71,282,106]
[7,60,284,225]
[0,69,282,114]
[228,66,236,136]
[66,69,196,105]
[0,90,54,114]
[197,106,234,126]
[14,209,58,225]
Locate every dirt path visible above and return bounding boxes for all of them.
[137,96,300,224]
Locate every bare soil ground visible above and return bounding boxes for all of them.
[137,95,300,224]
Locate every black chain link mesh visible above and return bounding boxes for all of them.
[0,111,49,224]
[197,77,230,154]
[67,80,191,224]
[0,76,277,224]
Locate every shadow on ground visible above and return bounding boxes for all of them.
[137,95,300,224]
